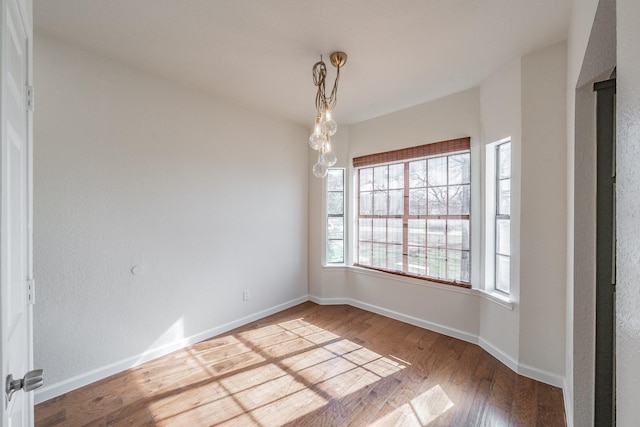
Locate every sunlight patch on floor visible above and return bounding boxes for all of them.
[137,316,407,425]
[369,384,454,426]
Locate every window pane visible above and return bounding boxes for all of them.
[498,143,511,179]
[374,166,388,190]
[496,219,510,256]
[409,188,427,215]
[447,219,469,250]
[496,254,510,293]
[408,247,425,275]
[447,250,470,283]
[498,179,511,215]
[448,153,471,185]
[387,244,403,271]
[409,160,426,188]
[427,248,446,279]
[408,219,425,246]
[360,168,373,192]
[389,163,404,189]
[388,219,403,244]
[447,249,462,282]
[427,187,447,215]
[461,251,470,282]
[455,251,470,283]
[327,240,344,263]
[389,189,404,215]
[372,243,386,268]
[374,191,388,215]
[427,219,446,248]
[448,184,470,215]
[359,218,372,242]
[360,192,372,215]
[359,242,372,265]
[327,169,344,191]
[373,218,387,242]
[327,217,344,240]
[328,191,344,215]
[428,157,447,186]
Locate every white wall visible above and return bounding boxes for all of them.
[479,58,522,367]
[478,43,569,385]
[308,128,349,300]
[519,42,567,378]
[616,0,640,423]
[33,34,309,400]
[345,88,483,339]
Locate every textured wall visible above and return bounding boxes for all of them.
[33,34,309,391]
[616,0,640,423]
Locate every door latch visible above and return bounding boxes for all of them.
[5,369,43,402]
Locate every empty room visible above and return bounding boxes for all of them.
[2,0,639,426]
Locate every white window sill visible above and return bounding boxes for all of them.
[477,289,514,310]
[345,265,475,296]
[322,264,348,270]
[319,264,514,310]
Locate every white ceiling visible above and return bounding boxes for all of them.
[34,0,571,126]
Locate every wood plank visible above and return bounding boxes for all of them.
[509,375,538,426]
[35,303,566,427]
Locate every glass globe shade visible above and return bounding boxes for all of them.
[320,150,337,167]
[322,118,338,136]
[312,162,328,178]
[309,132,324,150]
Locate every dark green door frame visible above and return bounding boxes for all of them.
[594,76,616,427]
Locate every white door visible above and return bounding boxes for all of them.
[1,0,36,426]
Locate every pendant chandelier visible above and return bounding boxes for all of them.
[309,51,347,178]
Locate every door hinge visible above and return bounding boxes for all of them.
[27,279,35,304]
[26,85,34,112]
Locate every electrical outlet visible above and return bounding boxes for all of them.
[243,290,250,301]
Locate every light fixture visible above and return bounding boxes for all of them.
[309,51,347,178]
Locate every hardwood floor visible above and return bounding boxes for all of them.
[35,302,566,426]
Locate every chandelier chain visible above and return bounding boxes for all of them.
[313,57,341,113]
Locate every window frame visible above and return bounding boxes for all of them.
[326,168,345,264]
[352,137,472,288]
[494,140,511,294]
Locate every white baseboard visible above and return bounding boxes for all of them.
[311,295,477,345]
[37,294,565,405]
[517,361,564,388]
[34,295,308,404]
[309,295,565,389]
[478,337,519,373]
[307,295,350,305]
[348,298,478,345]
[563,378,573,427]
